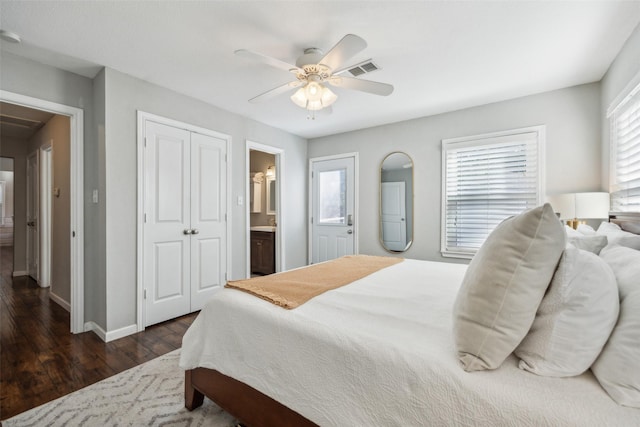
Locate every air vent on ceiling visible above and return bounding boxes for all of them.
[346,59,380,77]
[0,114,43,129]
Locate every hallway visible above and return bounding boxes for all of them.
[0,246,197,420]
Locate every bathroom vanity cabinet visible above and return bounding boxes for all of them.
[250,230,275,275]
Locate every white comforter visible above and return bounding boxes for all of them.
[180,259,640,426]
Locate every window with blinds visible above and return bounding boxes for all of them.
[441,126,545,258]
[609,82,640,213]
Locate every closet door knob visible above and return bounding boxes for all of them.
[191,229,199,235]
[183,229,192,235]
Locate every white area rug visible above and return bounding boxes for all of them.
[3,349,237,427]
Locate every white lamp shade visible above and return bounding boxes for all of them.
[575,192,610,219]
[546,193,575,219]
[546,192,610,219]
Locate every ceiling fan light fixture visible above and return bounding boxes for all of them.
[290,82,337,111]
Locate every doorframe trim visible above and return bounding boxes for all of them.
[245,141,285,278]
[0,90,85,334]
[39,143,53,289]
[26,150,39,283]
[308,152,359,264]
[136,111,232,331]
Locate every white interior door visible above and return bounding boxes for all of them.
[381,181,407,251]
[189,132,227,311]
[26,151,39,282]
[310,156,355,264]
[144,121,191,326]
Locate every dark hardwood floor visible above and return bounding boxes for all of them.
[0,245,198,421]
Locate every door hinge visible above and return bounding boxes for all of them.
[311,217,313,224]
[224,272,228,281]
[144,289,147,299]
[144,137,148,147]
[144,213,147,223]
[72,231,76,237]
[225,213,227,222]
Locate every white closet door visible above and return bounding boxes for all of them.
[144,121,191,326]
[189,132,226,311]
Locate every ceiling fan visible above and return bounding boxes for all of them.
[235,34,394,118]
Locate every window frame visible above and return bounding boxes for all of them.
[607,72,640,214]
[441,125,546,259]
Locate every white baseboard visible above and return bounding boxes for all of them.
[49,292,71,312]
[12,270,27,277]
[84,321,107,341]
[84,321,138,343]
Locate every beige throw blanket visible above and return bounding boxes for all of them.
[226,255,403,309]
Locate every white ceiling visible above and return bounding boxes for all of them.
[1,1,639,139]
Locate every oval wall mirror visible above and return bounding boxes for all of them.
[379,152,414,252]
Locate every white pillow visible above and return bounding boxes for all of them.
[596,221,640,249]
[597,221,621,234]
[453,203,565,371]
[516,247,618,377]
[592,245,640,408]
[565,225,582,238]
[567,235,608,254]
[577,223,596,235]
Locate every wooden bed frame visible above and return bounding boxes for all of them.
[184,212,640,427]
[185,367,317,426]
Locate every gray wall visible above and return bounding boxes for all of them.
[1,52,100,328]
[0,137,29,272]
[601,23,640,190]
[90,68,107,329]
[309,83,602,263]
[103,68,307,331]
[28,114,71,304]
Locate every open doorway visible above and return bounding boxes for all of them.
[0,93,84,333]
[0,158,15,252]
[246,141,284,278]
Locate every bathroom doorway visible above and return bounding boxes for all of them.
[246,141,284,278]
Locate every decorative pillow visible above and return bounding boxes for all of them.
[592,245,640,408]
[567,235,608,254]
[515,247,618,377]
[453,203,565,372]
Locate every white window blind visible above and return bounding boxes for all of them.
[441,127,544,258]
[610,85,640,213]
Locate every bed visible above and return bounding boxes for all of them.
[180,213,640,426]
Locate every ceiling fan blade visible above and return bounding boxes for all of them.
[329,76,394,96]
[319,34,367,71]
[235,49,301,74]
[249,81,302,103]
